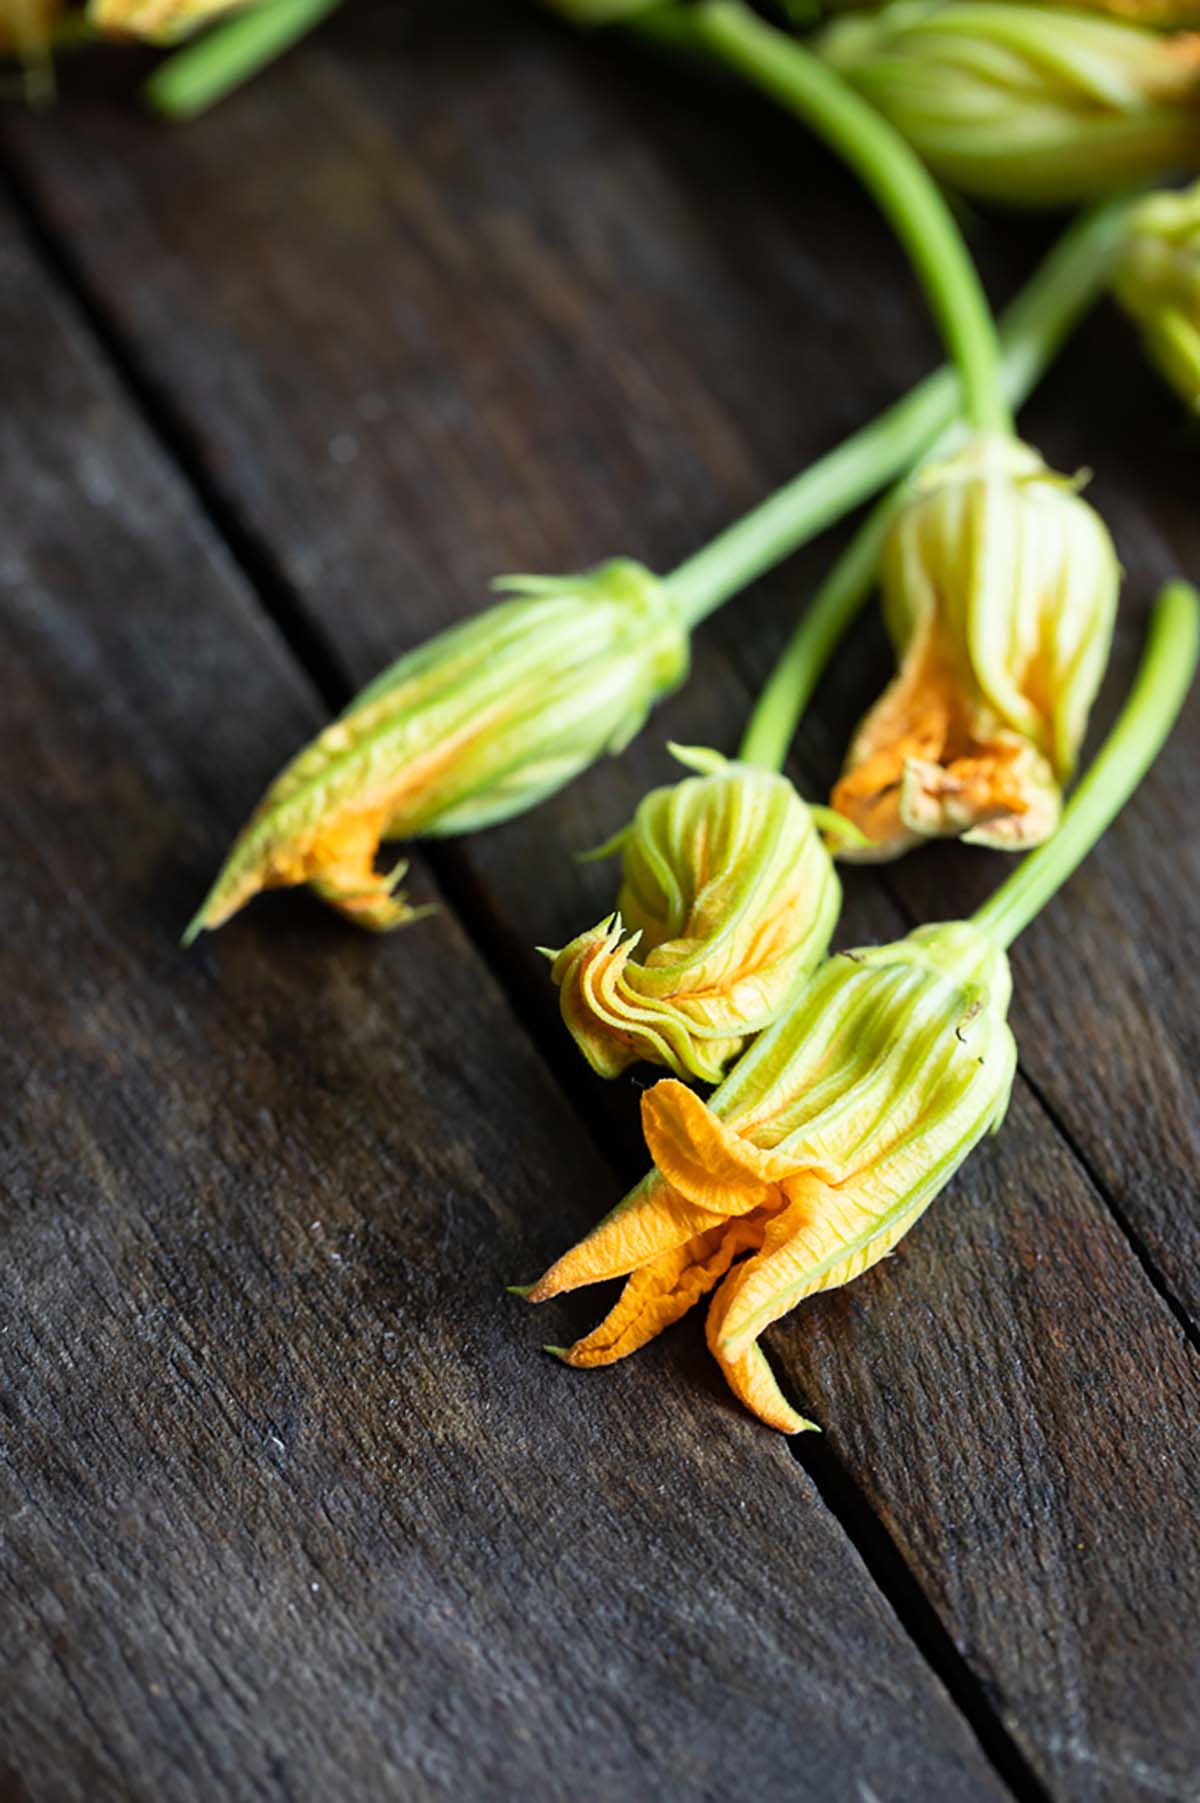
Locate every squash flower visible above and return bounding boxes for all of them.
[528,921,1017,1433]
[1113,182,1200,410]
[186,561,688,939]
[89,0,250,40]
[547,748,843,1085]
[830,432,1119,860]
[818,2,1200,207]
[523,582,1199,1435]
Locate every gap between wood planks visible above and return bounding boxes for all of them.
[0,147,1170,1803]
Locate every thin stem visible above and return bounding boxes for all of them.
[738,491,896,768]
[667,199,1127,630]
[687,1,1008,433]
[737,201,1127,768]
[972,581,1199,951]
[144,0,345,119]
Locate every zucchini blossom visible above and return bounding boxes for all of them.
[831,432,1119,860]
[528,922,1016,1433]
[524,581,1200,1435]
[548,747,841,1085]
[187,561,688,939]
[818,2,1200,207]
[1114,182,1200,410]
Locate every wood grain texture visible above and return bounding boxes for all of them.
[0,213,1010,1802]
[3,4,1200,1799]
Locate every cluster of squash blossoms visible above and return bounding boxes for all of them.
[25,0,1198,1432]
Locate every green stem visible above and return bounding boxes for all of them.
[144,0,344,119]
[737,492,894,769]
[686,1,1007,433]
[971,581,1199,951]
[737,201,1126,769]
[667,199,1126,632]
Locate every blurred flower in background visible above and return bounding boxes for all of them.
[1114,180,1200,407]
[818,1,1200,205]
[89,0,249,41]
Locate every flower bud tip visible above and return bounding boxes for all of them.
[192,557,685,935]
[550,761,840,1081]
[666,742,728,776]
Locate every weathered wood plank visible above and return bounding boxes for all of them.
[6,7,1200,1799]
[0,211,1008,1801]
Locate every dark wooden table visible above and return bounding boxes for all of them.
[3,5,1198,1800]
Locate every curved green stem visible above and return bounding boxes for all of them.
[738,491,895,769]
[972,581,1199,951]
[667,199,1127,632]
[144,0,345,120]
[729,202,1128,768]
[687,2,1007,432]
[737,205,1124,769]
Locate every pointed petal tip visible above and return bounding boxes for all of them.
[667,741,727,775]
[180,911,207,948]
[405,902,442,926]
[808,803,871,854]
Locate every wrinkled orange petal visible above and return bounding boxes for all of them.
[558,1216,765,1368]
[640,1079,798,1213]
[527,1079,800,1304]
[830,617,954,854]
[831,619,1058,857]
[305,810,420,931]
[706,1324,816,1435]
[525,1171,732,1302]
[193,804,421,935]
[707,1182,859,1362]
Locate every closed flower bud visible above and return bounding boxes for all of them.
[90,0,249,40]
[831,432,1119,860]
[527,920,1016,1433]
[186,560,688,939]
[547,747,841,1085]
[819,2,1200,207]
[1114,181,1200,409]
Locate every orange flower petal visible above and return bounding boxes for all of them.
[705,1323,817,1436]
[525,1170,732,1302]
[640,1079,798,1214]
[832,621,1061,858]
[559,1217,765,1368]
